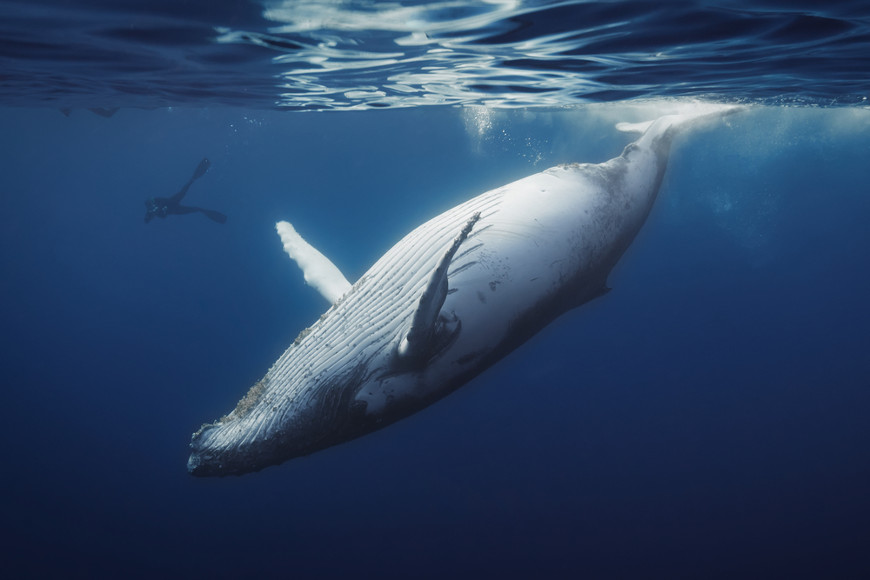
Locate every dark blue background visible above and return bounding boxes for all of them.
[1,106,868,578]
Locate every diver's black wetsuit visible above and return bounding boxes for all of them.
[144,158,227,224]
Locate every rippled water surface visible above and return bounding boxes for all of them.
[2,0,870,109]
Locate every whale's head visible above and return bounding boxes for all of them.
[189,212,486,476]
[187,365,382,476]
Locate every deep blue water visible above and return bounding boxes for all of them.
[2,1,870,579]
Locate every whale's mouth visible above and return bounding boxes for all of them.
[186,450,206,475]
[187,456,247,478]
[186,453,243,478]
[186,379,370,477]
[187,428,270,477]
[187,421,265,477]
[187,424,227,477]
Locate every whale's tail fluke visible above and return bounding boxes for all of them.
[615,119,656,134]
[615,102,744,164]
[617,102,744,138]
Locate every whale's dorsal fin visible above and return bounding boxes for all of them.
[276,221,352,305]
[397,212,481,366]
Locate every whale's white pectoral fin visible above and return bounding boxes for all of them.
[275,221,353,305]
[397,212,481,365]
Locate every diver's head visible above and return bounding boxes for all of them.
[144,198,157,223]
[144,198,166,222]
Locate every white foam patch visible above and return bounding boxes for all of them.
[276,221,352,304]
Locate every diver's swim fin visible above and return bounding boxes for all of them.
[192,158,211,181]
[201,208,227,224]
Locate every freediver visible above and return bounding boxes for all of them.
[144,158,227,224]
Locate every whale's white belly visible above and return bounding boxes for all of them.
[356,162,645,412]
[188,105,738,476]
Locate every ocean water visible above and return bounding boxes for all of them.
[1,1,869,579]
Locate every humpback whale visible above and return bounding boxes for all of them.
[188,104,737,476]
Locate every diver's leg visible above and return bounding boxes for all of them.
[168,183,192,204]
[199,208,228,224]
[168,158,211,204]
[170,205,200,215]
[175,204,227,224]
[191,158,210,181]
